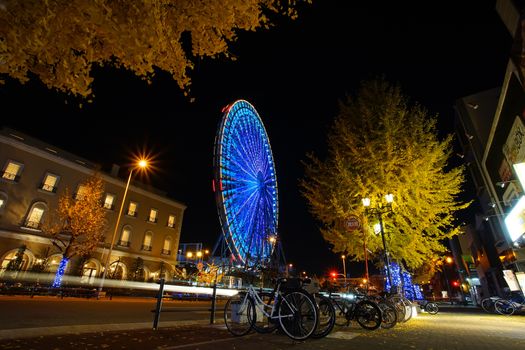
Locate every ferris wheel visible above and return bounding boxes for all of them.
[213,100,279,267]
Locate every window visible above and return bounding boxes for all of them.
[2,160,23,182]
[142,231,153,251]
[24,202,47,229]
[148,209,158,223]
[40,173,59,192]
[103,193,115,210]
[118,226,132,247]
[162,236,172,255]
[75,184,88,199]
[167,214,176,228]
[127,201,138,217]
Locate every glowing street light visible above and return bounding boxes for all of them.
[99,158,149,293]
[341,255,347,286]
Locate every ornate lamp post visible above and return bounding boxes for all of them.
[362,193,394,292]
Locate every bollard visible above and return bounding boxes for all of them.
[209,282,218,324]
[153,278,165,330]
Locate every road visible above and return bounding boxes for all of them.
[1,297,525,349]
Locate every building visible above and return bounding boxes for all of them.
[0,128,186,284]
[453,0,525,299]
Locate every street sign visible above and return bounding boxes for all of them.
[346,215,361,231]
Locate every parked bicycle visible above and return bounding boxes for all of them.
[327,291,382,330]
[223,277,319,341]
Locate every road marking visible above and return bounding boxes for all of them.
[326,331,360,340]
[161,334,255,349]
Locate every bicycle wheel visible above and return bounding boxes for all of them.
[401,298,413,322]
[251,292,278,334]
[425,302,439,315]
[387,296,407,323]
[311,294,336,338]
[481,297,498,313]
[224,294,255,336]
[354,300,382,330]
[377,301,397,329]
[494,299,515,316]
[278,291,318,341]
[334,299,352,326]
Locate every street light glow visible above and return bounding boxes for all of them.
[385,193,394,203]
[138,159,148,168]
[362,197,371,207]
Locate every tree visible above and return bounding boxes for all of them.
[129,257,145,282]
[5,245,26,277]
[44,175,107,287]
[0,0,308,97]
[300,79,469,272]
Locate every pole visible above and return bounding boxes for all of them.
[378,213,392,292]
[99,168,134,293]
[364,237,369,292]
[210,269,219,324]
[153,278,165,330]
[342,255,347,287]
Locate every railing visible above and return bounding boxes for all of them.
[127,210,137,217]
[118,240,130,247]
[147,217,158,223]
[161,249,171,255]
[103,203,115,210]
[1,171,20,182]
[141,245,152,251]
[24,220,41,229]
[40,183,57,193]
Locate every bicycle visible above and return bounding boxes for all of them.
[224,277,319,341]
[494,296,525,316]
[414,299,439,315]
[327,291,382,330]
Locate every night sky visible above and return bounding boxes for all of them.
[0,0,513,276]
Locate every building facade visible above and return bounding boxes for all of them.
[0,128,186,284]
[452,0,525,300]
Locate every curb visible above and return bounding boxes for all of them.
[0,319,210,340]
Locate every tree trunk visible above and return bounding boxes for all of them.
[52,256,70,288]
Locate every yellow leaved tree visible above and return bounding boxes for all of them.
[300,79,470,274]
[44,175,107,287]
[0,0,308,97]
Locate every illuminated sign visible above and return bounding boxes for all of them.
[514,162,525,189]
[504,195,525,242]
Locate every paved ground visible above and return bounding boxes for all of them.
[1,297,524,350]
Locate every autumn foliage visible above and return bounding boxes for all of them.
[300,79,469,271]
[45,175,107,260]
[0,0,308,97]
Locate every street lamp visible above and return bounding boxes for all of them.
[341,255,347,286]
[99,158,149,292]
[362,193,394,292]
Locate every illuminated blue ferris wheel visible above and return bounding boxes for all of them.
[213,100,279,266]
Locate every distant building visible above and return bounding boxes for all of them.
[0,128,186,283]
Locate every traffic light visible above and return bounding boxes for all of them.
[452,281,459,287]
[330,271,337,278]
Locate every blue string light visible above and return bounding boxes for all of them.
[52,257,69,288]
[384,262,422,300]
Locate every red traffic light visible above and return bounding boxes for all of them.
[330,271,337,278]
[452,281,459,287]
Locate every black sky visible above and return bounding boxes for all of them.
[0,0,513,276]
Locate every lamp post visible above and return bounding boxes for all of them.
[341,255,347,286]
[362,193,394,292]
[99,159,148,292]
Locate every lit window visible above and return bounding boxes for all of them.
[148,209,158,223]
[119,226,131,247]
[127,201,138,216]
[41,173,59,192]
[76,185,88,199]
[167,214,176,228]
[25,203,46,229]
[162,236,172,255]
[0,199,4,208]
[2,160,23,181]
[142,231,153,251]
[104,193,115,210]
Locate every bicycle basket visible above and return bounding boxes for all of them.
[280,278,302,292]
